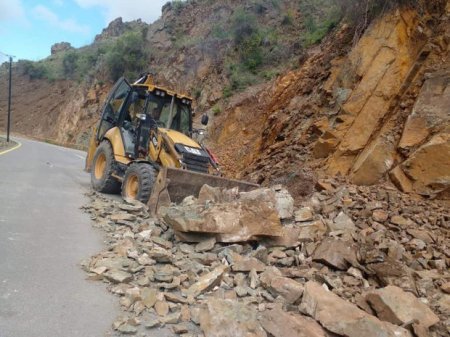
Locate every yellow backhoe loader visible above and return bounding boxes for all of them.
[85,74,257,214]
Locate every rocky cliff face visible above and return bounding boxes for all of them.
[209,1,449,199]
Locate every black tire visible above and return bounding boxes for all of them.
[122,163,156,203]
[91,141,121,194]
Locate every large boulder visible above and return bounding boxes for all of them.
[365,285,439,328]
[164,186,285,242]
[259,307,327,337]
[199,299,267,337]
[300,281,412,337]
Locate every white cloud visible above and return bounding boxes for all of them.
[0,0,25,22]
[33,5,90,34]
[74,0,172,24]
[52,0,64,6]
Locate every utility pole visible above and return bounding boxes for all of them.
[1,51,14,142]
[7,56,12,142]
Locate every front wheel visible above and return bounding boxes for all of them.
[122,163,156,203]
[91,141,121,193]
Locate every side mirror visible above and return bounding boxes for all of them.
[201,114,209,126]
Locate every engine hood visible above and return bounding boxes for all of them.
[159,128,201,149]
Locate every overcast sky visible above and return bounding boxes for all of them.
[0,0,171,61]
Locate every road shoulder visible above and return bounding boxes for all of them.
[0,137,20,155]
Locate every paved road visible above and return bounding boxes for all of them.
[0,137,118,337]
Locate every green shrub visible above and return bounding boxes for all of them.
[193,88,202,99]
[282,10,295,25]
[240,34,263,72]
[62,51,79,77]
[231,8,257,45]
[222,86,233,98]
[172,0,186,14]
[20,60,47,80]
[212,105,221,115]
[104,31,149,81]
[211,24,229,39]
[300,0,342,47]
[226,62,259,91]
[231,8,264,73]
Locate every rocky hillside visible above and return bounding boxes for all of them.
[209,0,450,199]
[0,0,449,198]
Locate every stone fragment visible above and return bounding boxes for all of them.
[104,269,133,283]
[249,269,260,289]
[147,246,172,263]
[181,304,190,322]
[329,212,356,232]
[141,288,158,308]
[184,264,228,298]
[401,132,450,196]
[390,215,414,228]
[110,213,136,222]
[315,180,335,192]
[263,226,301,247]
[273,187,294,219]
[235,286,248,297]
[259,307,327,337]
[313,137,339,159]
[152,236,173,250]
[268,276,304,304]
[90,266,107,275]
[441,282,450,294]
[312,238,358,270]
[259,267,283,288]
[137,253,155,266]
[365,286,439,328]
[298,220,327,242]
[300,281,411,337]
[372,209,389,222]
[198,184,223,203]
[117,323,137,334]
[436,295,450,315]
[389,166,413,193]
[172,323,189,334]
[119,203,145,212]
[160,312,181,324]
[195,237,216,252]
[155,300,169,316]
[295,207,314,222]
[199,299,267,337]
[165,292,189,304]
[232,256,266,273]
[144,319,160,329]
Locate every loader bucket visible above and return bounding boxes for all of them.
[148,167,259,215]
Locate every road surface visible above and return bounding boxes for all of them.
[0,137,118,337]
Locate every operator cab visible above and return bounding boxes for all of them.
[96,76,193,160]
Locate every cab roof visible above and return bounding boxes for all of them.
[132,74,193,101]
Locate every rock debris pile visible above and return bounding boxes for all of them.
[81,182,449,337]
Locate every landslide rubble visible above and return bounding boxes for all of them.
[81,182,449,337]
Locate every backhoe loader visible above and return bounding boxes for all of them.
[85,74,257,214]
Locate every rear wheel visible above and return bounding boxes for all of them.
[122,163,156,203]
[91,141,121,193]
